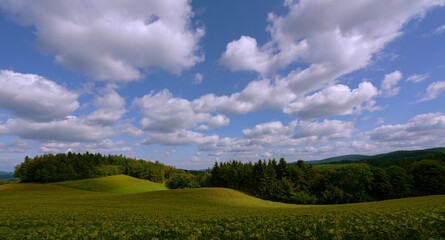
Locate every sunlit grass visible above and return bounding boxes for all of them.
[54,174,167,193]
[1,181,444,239]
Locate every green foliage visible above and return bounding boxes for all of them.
[166,170,200,189]
[0,183,444,239]
[13,152,168,183]
[411,159,445,195]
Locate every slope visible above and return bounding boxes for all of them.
[54,174,167,193]
[0,183,444,239]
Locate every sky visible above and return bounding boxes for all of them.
[0,0,445,172]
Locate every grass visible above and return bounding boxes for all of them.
[1,180,444,239]
[54,174,167,193]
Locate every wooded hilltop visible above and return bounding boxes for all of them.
[13,151,445,204]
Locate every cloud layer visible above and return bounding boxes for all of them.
[0,0,204,81]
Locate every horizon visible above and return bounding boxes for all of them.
[1,1,445,172]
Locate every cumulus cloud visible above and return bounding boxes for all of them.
[140,129,204,146]
[133,90,229,133]
[0,117,142,142]
[365,112,445,147]
[0,138,31,153]
[418,81,445,102]
[87,90,126,125]
[293,119,355,140]
[406,73,430,83]
[0,0,204,81]
[0,70,79,122]
[40,139,132,154]
[381,70,402,97]
[222,0,440,78]
[192,79,295,115]
[284,82,379,119]
[242,121,296,138]
[0,117,112,142]
[212,1,443,120]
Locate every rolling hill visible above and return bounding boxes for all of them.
[0,181,444,239]
[301,147,445,166]
[54,174,167,194]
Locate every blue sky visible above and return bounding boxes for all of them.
[1,0,445,171]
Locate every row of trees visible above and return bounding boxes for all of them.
[204,156,445,204]
[14,152,169,183]
[14,152,445,204]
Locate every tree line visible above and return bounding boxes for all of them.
[14,152,171,183]
[168,154,445,204]
[14,152,445,204]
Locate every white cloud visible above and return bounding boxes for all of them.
[40,139,132,154]
[192,78,295,115]
[134,90,229,133]
[0,0,204,81]
[419,81,445,102]
[193,73,203,85]
[0,138,31,153]
[221,0,441,79]
[284,82,379,119]
[365,112,445,147]
[0,117,142,142]
[381,70,402,97]
[293,119,355,140]
[213,1,442,120]
[0,70,79,122]
[242,121,296,138]
[87,90,126,125]
[406,73,430,83]
[0,117,112,142]
[140,129,204,146]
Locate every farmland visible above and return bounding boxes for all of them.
[1,180,444,239]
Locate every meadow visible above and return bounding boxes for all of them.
[0,176,444,239]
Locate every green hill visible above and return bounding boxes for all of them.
[55,174,167,193]
[302,147,445,166]
[0,183,444,239]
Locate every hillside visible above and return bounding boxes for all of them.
[302,147,445,165]
[55,175,167,194]
[0,172,18,181]
[0,183,444,239]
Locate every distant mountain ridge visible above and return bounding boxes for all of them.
[300,147,445,166]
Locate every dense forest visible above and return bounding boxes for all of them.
[204,154,445,204]
[13,152,445,204]
[13,152,173,183]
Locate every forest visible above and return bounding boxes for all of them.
[13,151,445,204]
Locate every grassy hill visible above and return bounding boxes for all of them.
[0,181,444,239]
[55,174,167,194]
[302,147,445,166]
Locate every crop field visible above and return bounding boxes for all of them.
[0,181,444,239]
[54,175,167,194]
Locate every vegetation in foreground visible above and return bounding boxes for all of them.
[1,182,444,239]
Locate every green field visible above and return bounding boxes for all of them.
[1,180,444,239]
[54,174,167,193]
